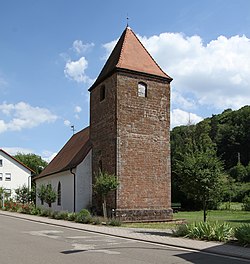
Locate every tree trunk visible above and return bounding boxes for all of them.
[203,199,207,222]
[103,197,107,219]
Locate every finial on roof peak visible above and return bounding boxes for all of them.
[126,13,129,27]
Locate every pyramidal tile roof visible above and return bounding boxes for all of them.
[89,27,172,90]
[35,127,91,179]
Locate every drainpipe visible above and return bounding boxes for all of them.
[70,168,76,212]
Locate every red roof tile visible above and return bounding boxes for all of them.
[89,27,172,91]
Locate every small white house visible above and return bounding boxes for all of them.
[0,149,34,198]
[34,127,92,212]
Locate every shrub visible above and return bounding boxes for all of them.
[39,208,52,217]
[242,196,250,211]
[54,211,69,220]
[172,224,189,237]
[107,218,121,226]
[234,224,250,246]
[67,212,77,221]
[75,209,92,224]
[172,221,233,242]
[4,200,20,212]
[30,206,42,215]
[91,216,104,225]
[17,203,35,214]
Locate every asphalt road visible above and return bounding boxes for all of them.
[0,215,248,264]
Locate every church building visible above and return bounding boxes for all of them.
[34,27,173,221]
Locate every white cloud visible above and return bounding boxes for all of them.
[139,33,250,111]
[2,147,34,156]
[72,40,94,54]
[42,150,57,162]
[103,33,250,112]
[64,57,92,83]
[74,106,82,113]
[64,119,71,126]
[102,39,117,60]
[171,108,203,129]
[0,102,58,133]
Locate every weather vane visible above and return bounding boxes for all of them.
[126,13,129,27]
[71,125,75,135]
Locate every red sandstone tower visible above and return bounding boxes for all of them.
[89,27,173,221]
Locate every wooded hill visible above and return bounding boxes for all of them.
[171,105,250,209]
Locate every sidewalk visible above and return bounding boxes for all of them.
[0,210,249,261]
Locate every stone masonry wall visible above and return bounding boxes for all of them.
[116,72,172,220]
[89,74,118,212]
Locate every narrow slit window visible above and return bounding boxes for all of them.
[57,182,61,206]
[138,82,147,97]
[100,85,106,101]
[0,159,2,167]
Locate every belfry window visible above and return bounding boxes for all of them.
[57,182,61,206]
[138,82,147,97]
[100,85,106,101]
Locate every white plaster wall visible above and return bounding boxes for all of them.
[76,150,92,211]
[0,151,32,198]
[36,170,74,212]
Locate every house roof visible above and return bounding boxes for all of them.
[35,126,91,179]
[0,148,35,174]
[89,27,172,91]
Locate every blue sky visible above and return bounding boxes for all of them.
[1,0,250,161]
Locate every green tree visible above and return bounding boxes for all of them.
[37,184,47,205]
[93,170,119,219]
[14,153,48,175]
[44,184,57,208]
[15,185,30,204]
[176,148,224,222]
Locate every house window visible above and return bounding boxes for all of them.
[57,182,61,206]
[100,85,106,101]
[138,82,147,97]
[5,173,11,181]
[0,159,2,167]
[0,173,2,181]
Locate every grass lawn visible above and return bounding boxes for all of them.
[122,209,250,229]
[175,210,250,228]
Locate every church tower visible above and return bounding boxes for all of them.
[89,27,173,221]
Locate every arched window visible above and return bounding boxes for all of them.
[100,85,106,101]
[57,182,61,206]
[138,82,147,97]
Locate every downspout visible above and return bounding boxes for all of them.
[70,168,76,212]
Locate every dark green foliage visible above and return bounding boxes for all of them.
[15,185,30,204]
[44,184,57,207]
[93,170,119,218]
[37,184,56,207]
[242,196,250,211]
[75,209,92,223]
[14,153,48,175]
[234,224,250,246]
[171,106,250,208]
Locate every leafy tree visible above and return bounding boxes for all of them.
[229,162,248,182]
[175,147,224,222]
[15,185,30,204]
[37,184,47,205]
[93,170,119,219]
[44,184,57,208]
[14,153,48,175]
